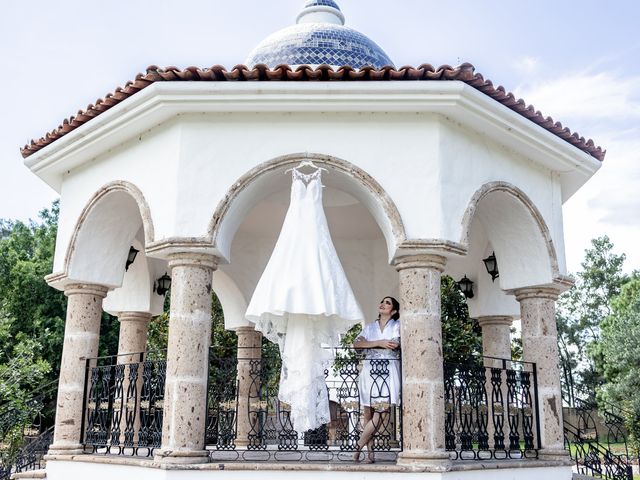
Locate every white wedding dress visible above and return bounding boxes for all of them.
[245,167,364,432]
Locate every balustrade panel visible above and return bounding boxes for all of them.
[82,353,165,457]
[444,357,540,460]
[205,346,402,463]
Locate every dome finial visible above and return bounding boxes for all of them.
[297,0,345,26]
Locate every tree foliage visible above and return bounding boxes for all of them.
[0,203,65,407]
[595,274,640,449]
[441,275,482,364]
[555,236,627,404]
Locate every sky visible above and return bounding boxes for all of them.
[1,0,638,274]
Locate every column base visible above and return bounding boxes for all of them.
[396,450,452,471]
[538,448,572,463]
[46,444,86,456]
[154,449,210,465]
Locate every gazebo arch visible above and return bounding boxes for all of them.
[207,153,406,263]
[460,181,560,290]
[63,180,156,288]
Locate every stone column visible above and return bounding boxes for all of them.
[154,253,218,465]
[234,326,262,448]
[477,316,512,450]
[515,287,567,459]
[117,312,152,364]
[394,254,451,470]
[477,316,512,364]
[116,312,152,444]
[48,283,109,455]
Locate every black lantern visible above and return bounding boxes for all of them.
[125,246,139,271]
[154,272,172,296]
[482,251,499,282]
[457,275,474,299]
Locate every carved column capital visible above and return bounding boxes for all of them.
[167,252,219,271]
[476,315,513,328]
[393,254,447,272]
[64,283,109,298]
[117,311,153,324]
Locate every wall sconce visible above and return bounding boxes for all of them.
[125,246,139,271]
[154,272,172,296]
[457,275,474,299]
[482,251,499,282]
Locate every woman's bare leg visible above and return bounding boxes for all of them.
[355,408,389,463]
[353,406,373,462]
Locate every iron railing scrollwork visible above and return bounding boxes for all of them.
[563,398,633,480]
[82,352,166,457]
[444,356,540,460]
[205,346,402,462]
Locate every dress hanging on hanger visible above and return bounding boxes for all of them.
[245,165,363,433]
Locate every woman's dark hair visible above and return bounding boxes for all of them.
[379,296,400,321]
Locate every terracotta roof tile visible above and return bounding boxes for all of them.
[20,63,605,161]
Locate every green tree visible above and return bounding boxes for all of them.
[0,204,66,376]
[556,236,628,404]
[596,273,640,450]
[441,275,482,364]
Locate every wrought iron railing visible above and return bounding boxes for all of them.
[598,399,637,460]
[444,356,540,460]
[0,380,57,480]
[10,426,54,476]
[81,352,166,456]
[79,346,549,464]
[205,346,402,462]
[563,398,633,480]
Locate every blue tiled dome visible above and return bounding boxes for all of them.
[245,1,394,69]
[304,0,341,9]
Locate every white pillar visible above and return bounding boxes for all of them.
[154,253,217,465]
[48,283,109,455]
[394,254,451,470]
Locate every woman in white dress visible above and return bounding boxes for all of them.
[352,296,401,463]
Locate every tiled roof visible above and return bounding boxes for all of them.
[20,63,605,161]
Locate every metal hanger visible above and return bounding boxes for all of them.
[285,159,328,173]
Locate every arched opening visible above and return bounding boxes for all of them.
[209,154,406,331]
[62,181,164,321]
[448,182,559,317]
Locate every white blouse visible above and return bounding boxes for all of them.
[360,319,401,360]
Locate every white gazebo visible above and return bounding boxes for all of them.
[19,2,603,479]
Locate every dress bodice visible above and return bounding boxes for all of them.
[291,168,323,203]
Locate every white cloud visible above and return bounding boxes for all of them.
[516,70,640,272]
[516,71,640,123]
[513,56,540,75]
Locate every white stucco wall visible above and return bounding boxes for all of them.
[41,83,587,300]
[53,120,182,274]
